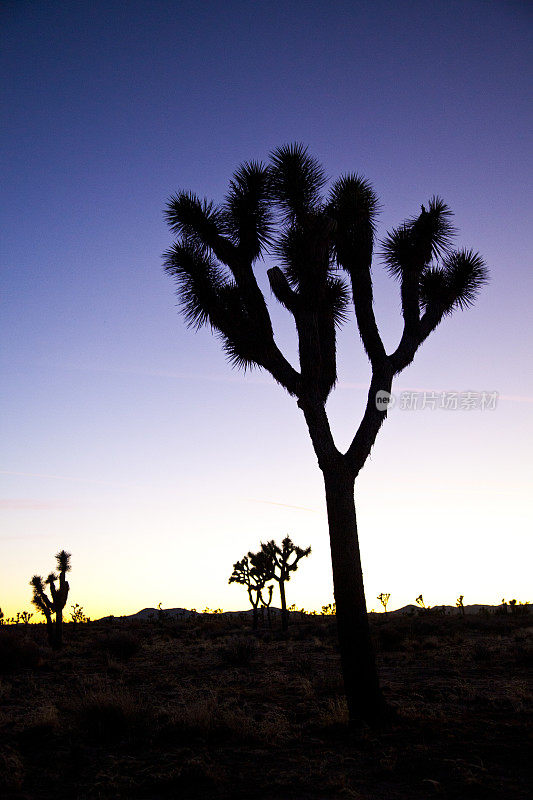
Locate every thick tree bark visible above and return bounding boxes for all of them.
[323,466,387,726]
[54,609,63,649]
[279,580,288,631]
[43,609,55,647]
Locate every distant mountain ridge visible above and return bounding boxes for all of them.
[97,603,510,622]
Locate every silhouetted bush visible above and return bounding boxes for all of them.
[0,746,24,792]
[0,630,41,673]
[511,638,533,668]
[220,636,257,666]
[18,705,60,747]
[98,631,142,660]
[376,625,407,651]
[75,685,151,743]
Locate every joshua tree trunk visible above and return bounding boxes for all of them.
[279,579,288,631]
[323,467,386,726]
[43,609,55,647]
[54,608,63,649]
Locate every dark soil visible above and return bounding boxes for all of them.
[0,611,531,799]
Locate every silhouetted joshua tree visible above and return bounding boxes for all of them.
[261,584,274,629]
[30,550,71,648]
[164,143,487,725]
[254,537,311,631]
[229,555,269,630]
[377,593,390,613]
[456,595,465,616]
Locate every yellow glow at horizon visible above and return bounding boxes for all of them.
[2,476,530,621]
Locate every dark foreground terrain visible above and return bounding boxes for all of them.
[0,610,531,799]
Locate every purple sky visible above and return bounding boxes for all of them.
[1,0,532,618]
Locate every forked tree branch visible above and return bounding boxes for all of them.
[349,270,387,368]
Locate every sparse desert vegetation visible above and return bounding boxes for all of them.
[0,607,531,799]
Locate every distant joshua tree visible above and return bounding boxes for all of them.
[415,594,427,610]
[261,584,274,628]
[377,593,390,613]
[254,537,311,631]
[70,603,89,623]
[30,550,71,648]
[456,595,465,616]
[229,555,270,630]
[164,144,487,725]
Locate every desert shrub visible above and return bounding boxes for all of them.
[288,622,317,641]
[375,624,408,651]
[509,600,531,616]
[198,619,229,639]
[98,630,141,660]
[512,639,533,668]
[75,684,151,743]
[18,705,60,746]
[464,615,512,634]
[161,756,220,794]
[163,694,289,744]
[219,635,257,666]
[164,694,218,738]
[313,620,337,641]
[0,678,10,701]
[472,641,494,662]
[0,630,41,673]
[0,746,24,791]
[165,622,187,639]
[315,696,349,728]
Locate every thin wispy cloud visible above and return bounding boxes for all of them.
[247,498,319,513]
[3,359,274,387]
[0,499,71,510]
[0,470,134,489]
[5,361,532,402]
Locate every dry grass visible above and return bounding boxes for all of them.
[0,611,531,799]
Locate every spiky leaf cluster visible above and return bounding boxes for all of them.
[420,249,488,316]
[56,550,71,574]
[164,143,488,407]
[259,536,312,582]
[382,197,455,278]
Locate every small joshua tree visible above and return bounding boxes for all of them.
[30,550,71,648]
[261,584,274,628]
[70,603,89,623]
[377,593,390,613]
[456,595,465,616]
[30,575,55,645]
[415,594,427,610]
[257,536,311,631]
[229,555,270,630]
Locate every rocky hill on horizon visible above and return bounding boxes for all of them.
[96,602,516,622]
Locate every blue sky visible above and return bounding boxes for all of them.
[1,0,532,618]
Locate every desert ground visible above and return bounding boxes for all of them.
[0,608,531,799]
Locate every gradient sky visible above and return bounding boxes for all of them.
[1,0,532,620]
